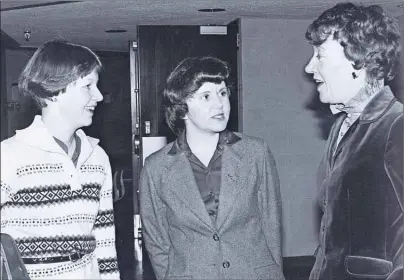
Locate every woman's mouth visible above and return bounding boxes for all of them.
[85,105,96,113]
[314,79,325,90]
[212,113,225,120]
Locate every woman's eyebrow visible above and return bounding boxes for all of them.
[84,78,98,83]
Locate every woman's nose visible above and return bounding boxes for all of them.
[212,94,224,108]
[92,87,103,102]
[305,57,315,74]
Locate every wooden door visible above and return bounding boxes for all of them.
[138,22,240,143]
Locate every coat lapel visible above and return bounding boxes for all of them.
[164,153,215,230]
[216,145,246,230]
[327,113,346,169]
[332,120,358,165]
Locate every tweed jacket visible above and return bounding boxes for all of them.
[310,86,403,280]
[139,133,285,280]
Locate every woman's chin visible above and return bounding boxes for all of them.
[318,92,331,104]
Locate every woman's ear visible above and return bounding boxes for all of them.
[351,63,366,80]
[44,96,56,105]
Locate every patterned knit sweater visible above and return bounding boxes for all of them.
[0,116,120,279]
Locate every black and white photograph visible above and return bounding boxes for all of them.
[0,1,403,280]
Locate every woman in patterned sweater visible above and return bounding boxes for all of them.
[0,40,120,279]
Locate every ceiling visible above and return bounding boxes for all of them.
[1,0,403,52]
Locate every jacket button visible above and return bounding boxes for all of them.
[222,261,230,268]
[213,234,219,241]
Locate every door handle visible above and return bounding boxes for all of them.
[132,134,141,157]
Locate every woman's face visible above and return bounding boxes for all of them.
[184,81,230,135]
[305,35,362,105]
[54,69,103,130]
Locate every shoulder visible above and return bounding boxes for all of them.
[230,132,277,164]
[1,135,22,160]
[387,111,403,140]
[78,131,110,164]
[144,142,175,167]
[1,136,24,181]
[388,99,403,120]
[1,135,17,150]
[233,132,270,151]
[382,98,403,137]
[92,142,109,159]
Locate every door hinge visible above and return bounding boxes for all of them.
[236,33,240,47]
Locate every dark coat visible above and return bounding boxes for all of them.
[310,86,403,280]
[139,133,285,280]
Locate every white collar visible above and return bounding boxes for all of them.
[15,115,99,154]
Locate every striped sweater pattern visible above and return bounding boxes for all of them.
[1,116,120,279]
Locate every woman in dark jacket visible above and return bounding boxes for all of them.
[304,2,403,280]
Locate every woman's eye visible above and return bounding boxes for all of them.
[85,84,92,89]
[219,90,228,97]
[202,94,209,100]
[316,53,322,60]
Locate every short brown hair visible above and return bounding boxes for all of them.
[305,2,401,82]
[18,40,102,108]
[163,56,230,134]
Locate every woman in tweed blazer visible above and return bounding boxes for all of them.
[139,56,285,280]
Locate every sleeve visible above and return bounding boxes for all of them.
[93,157,120,279]
[1,142,16,209]
[384,115,403,280]
[139,159,170,280]
[258,142,284,271]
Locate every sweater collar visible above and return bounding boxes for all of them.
[15,115,99,154]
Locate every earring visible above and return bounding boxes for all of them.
[352,72,358,79]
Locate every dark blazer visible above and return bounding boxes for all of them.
[139,133,285,280]
[310,86,403,280]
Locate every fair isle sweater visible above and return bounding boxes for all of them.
[0,116,120,279]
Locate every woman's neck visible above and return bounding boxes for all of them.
[41,110,76,147]
[185,129,220,167]
[344,79,384,106]
[186,130,219,151]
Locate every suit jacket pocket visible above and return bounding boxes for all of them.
[345,255,393,279]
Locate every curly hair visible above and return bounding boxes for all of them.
[18,40,102,108]
[305,2,401,82]
[163,56,230,134]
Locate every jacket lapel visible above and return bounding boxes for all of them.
[331,86,396,166]
[164,153,215,230]
[327,113,346,169]
[332,120,358,165]
[216,145,246,230]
